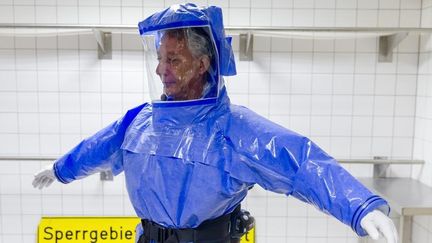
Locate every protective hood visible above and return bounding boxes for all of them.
[138,3,236,103]
[138,3,236,77]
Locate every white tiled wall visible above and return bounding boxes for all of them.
[410,1,432,242]
[0,0,428,242]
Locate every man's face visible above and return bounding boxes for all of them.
[156,34,209,101]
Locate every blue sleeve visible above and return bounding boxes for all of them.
[226,106,389,236]
[53,104,147,184]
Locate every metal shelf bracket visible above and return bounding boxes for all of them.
[92,29,112,60]
[425,33,432,51]
[100,170,114,181]
[378,32,408,63]
[239,32,253,61]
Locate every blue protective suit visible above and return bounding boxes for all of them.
[53,3,389,240]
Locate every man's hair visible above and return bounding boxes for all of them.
[161,27,215,61]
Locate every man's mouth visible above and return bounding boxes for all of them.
[163,81,176,87]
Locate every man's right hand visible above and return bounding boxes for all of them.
[32,164,57,189]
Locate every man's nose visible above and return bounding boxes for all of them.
[156,62,167,76]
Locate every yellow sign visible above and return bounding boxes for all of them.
[38,217,255,243]
[38,217,140,243]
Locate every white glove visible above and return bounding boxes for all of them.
[360,210,398,243]
[32,164,57,189]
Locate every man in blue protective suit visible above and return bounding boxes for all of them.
[33,3,398,243]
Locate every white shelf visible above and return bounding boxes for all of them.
[1,24,431,61]
[0,155,425,165]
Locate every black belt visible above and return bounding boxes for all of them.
[139,205,241,243]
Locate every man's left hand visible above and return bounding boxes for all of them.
[360,210,398,243]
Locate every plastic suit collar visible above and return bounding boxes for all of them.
[152,87,230,126]
[138,3,236,77]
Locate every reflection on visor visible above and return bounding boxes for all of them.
[143,27,219,102]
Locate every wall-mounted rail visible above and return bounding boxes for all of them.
[0,155,114,181]
[0,155,424,180]
[0,155,57,161]
[0,155,425,164]
[338,158,425,164]
[2,24,432,33]
[1,24,432,61]
[340,158,425,178]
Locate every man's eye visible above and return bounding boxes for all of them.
[169,58,180,65]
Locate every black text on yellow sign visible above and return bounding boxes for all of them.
[38,217,140,243]
[38,217,255,243]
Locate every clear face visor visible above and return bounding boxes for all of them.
[142,26,220,102]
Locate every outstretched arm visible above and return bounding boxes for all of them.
[32,103,147,188]
[226,106,397,242]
